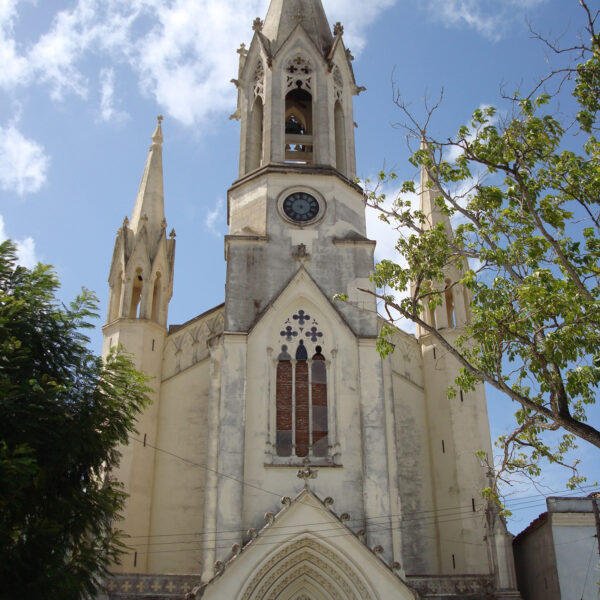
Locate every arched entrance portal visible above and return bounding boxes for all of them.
[240,538,375,600]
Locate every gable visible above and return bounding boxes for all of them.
[198,489,417,600]
[249,266,356,345]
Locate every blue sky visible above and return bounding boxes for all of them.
[1,0,597,533]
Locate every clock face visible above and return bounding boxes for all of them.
[283,192,320,223]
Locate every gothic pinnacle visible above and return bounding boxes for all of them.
[152,115,164,147]
[129,117,166,235]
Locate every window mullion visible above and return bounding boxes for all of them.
[291,359,296,457]
[308,359,313,456]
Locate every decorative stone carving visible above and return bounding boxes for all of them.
[214,561,225,574]
[296,459,318,487]
[162,309,224,380]
[252,17,263,31]
[241,538,375,600]
[292,243,310,262]
[372,545,384,555]
[281,496,292,506]
[286,56,312,92]
[333,65,343,102]
[406,575,495,596]
[324,496,334,506]
[253,61,265,100]
[333,22,344,36]
[340,512,350,522]
[105,574,201,598]
[264,511,276,525]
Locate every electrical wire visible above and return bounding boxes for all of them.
[129,436,596,538]
[121,436,598,558]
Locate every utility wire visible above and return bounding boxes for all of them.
[580,538,597,600]
[129,436,597,540]
[125,493,591,548]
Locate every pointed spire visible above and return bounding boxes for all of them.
[130,116,165,237]
[262,0,333,55]
[419,139,452,235]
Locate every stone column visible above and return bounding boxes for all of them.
[214,333,248,557]
[358,338,394,562]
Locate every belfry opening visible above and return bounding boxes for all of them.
[285,87,313,163]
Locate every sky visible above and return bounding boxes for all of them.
[1,0,598,534]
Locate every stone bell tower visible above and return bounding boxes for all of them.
[102,117,175,572]
[211,0,400,571]
[226,0,370,333]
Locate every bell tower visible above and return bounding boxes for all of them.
[226,0,370,335]
[212,0,399,571]
[102,117,175,572]
[234,0,359,179]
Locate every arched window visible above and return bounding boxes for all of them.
[311,346,328,457]
[334,101,347,175]
[151,273,162,323]
[295,340,309,457]
[110,271,123,321]
[246,96,264,172]
[285,88,313,163]
[276,345,293,457]
[422,282,437,329]
[129,268,143,319]
[275,341,329,459]
[445,278,455,328]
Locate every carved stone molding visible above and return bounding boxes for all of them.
[163,311,224,379]
[106,574,200,598]
[406,574,495,597]
[241,537,375,600]
[286,56,313,92]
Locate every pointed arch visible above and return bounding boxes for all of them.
[246,95,264,172]
[129,268,144,318]
[334,101,347,176]
[444,278,455,328]
[109,270,124,321]
[151,272,162,323]
[239,537,376,600]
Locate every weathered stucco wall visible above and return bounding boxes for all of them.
[513,516,560,599]
[146,359,212,574]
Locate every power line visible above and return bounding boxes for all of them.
[129,436,597,540]
[580,538,597,600]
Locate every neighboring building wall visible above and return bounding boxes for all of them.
[550,498,600,600]
[513,514,560,600]
[514,497,600,600]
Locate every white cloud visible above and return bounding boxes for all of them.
[0,214,38,267]
[0,123,49,195]
[0,0,398,127]
[0,0,547,128]
[99,67,127,122]
[205,196,225,235]
[0,0,30,87]
[419,0,548,41]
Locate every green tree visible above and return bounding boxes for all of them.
[0,241,150,599]
[363,2,600,497]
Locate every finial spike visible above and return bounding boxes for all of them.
[152,116,164,146]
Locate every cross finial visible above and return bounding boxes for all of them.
[157,115,163,123]
[252,17,263,31]
[297,458,318,488]
[294,7,304,23]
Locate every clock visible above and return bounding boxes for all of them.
[282,192,320,223]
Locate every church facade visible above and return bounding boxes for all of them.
[102,1,521,598]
